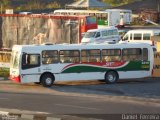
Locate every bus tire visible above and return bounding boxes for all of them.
[40,73,54,87]
[105,71,119,84]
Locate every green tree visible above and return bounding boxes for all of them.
[25,0,45,10]
[0,0,11,13]
[102,0,139,6]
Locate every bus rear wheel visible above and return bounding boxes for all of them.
[105,71,118,84]
[41,73,54,87]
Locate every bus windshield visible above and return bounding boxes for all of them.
[10,51,19,69]
[84,32,96,38]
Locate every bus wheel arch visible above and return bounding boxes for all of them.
[40,72,55,87]
[105,70,119,84]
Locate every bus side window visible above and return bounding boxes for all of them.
[143,48,148,61]
[60,50,80,63]
[122,48,142,61]
[102,49,121,62]
[81,49,100,63]
[42,50,59,64]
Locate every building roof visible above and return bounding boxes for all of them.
[65,0,110,9]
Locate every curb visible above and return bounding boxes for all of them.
[0,111,61,120]
[0,111,101,120]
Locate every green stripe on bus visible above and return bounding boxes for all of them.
[62,61,150,73]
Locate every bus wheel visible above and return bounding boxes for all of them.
[41,74,54,87]
[105,71,118,84]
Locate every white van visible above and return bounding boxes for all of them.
[81,26,120,43]
[121,29,160,48]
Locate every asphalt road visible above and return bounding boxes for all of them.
[0,90,160,120]
[0,78,160,119]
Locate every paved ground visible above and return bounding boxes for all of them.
[0,77,160,101]
[0,77,160,120]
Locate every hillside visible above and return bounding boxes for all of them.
[114,0,159,13]
[1,0,140,13]
[1,0,75,13]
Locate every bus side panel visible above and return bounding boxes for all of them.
[21,74,41,83]
[20,67,41,83]
[118,71,151,79]
[56,72,105,81]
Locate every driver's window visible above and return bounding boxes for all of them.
[95,32,100,38]
[22,53,40,69]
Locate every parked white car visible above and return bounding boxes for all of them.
[81,26,120,44]
[120,29,160,51]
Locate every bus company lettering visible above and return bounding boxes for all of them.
[104,61,127,68]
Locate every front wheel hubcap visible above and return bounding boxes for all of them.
[46,78,52,85]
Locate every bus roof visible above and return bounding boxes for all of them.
[54,9,132,14]
[12,42,152,53]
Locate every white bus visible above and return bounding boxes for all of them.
[10,43,153,87]
[53,9,132,28]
